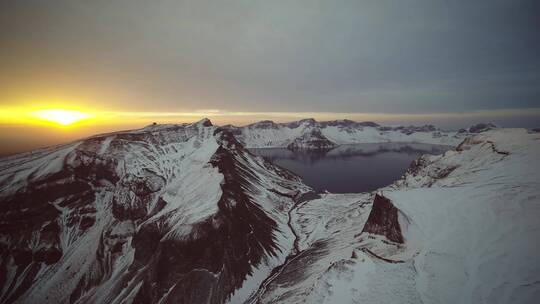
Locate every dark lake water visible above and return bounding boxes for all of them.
[251,143,452,193]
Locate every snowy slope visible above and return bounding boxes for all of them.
[386,128,540,304]
[252,128,540,304]
[1,120,537,304]
[226,119,465,149]
[0,119,311,304]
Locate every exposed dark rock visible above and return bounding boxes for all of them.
[357,121,379,127]
[12,249,33,266]
[378,126,392,131]
[298,118,317,125]
[221,125,243,136]
[319,119,354,127]
[287,128,336,150]
[246,120,279,129]
[197,118,213,127]
[361,194,404,244]
[407,155,430,176]
[79,216,96,230]
[456,137,484,151]
[148,197,168,217]
[360,248,404,264]
[402,124,436,134]
[2,263,41,304]
[468,123,497,133]
[33,247,62,265]
[377,124,439,135]
[111,172,165,221]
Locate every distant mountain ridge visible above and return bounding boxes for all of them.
[224,118,468,149]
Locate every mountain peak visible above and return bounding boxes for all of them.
[246,120,279,129]
[194,117,213,127]
[299,118,317,124]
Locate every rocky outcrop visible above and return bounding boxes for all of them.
[361,194,404,244]
[468,123,497,133]
[245,120,280,129]
[287,128,336,150]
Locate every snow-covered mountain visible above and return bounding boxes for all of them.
[0,119,312,303]
[1,119,538,304]
[225,119,465,149]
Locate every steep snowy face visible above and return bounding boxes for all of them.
[226,119,465,149]
[0,119,310,304]
[253,129,540,304]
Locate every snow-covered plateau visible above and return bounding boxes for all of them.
[0,119,538,304]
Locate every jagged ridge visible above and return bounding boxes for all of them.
[226,118,466,150]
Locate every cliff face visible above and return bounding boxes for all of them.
[360,194,404,244]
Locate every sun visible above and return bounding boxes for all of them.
[31,109,93,126]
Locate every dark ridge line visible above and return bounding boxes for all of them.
[360,248,405,264]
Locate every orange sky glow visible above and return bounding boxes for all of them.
[2,103,540,156]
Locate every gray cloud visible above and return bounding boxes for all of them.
[1,0,539,113]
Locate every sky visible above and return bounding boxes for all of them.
[1,0,540,155]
